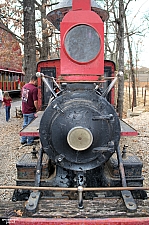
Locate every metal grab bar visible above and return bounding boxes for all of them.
[0,185,149,191]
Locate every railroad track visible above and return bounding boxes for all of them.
[0,197,149,218]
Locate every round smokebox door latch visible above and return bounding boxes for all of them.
[67,126,93,151]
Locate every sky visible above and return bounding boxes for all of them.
[1,0,148,68]
[127,0,149,68]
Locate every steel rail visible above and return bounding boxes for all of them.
[0,185,149,191]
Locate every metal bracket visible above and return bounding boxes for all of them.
[92,114,113,121]
[116,146,137,212]
[25,191,41,213]
[25,147,43,213]
[76,172,85,209]
[78,186,84,209]
[121,190,137,212]
[92,141,114,153]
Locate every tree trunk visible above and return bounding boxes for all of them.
[124,14,136,108]
[116,0,124,119]
[40,0,50,60]
[23,0,36,82]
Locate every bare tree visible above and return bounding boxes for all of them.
[103,0,147,116]
[124,13,137,108]
[23,0,36,81]
[34,0,54,60]
[116,0,124,118]
[0,0,55,79]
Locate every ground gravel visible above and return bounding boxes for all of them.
[0,99,37,201]
[0,99,149,201]
[121,112,149,188]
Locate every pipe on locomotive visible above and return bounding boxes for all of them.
[36,71,123,99]
[36,72,61,98]
[102,71,123,98]
[1,185,149,191]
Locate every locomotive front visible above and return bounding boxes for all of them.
[14,0,146,214]
[40,0,120,172]
[40,83,121,171]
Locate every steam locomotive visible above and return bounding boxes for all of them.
[13,0,146,215]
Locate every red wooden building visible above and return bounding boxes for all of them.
[0,21,24,93]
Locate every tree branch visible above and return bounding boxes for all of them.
[0,24,24,44]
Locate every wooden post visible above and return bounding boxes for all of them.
[137,86,138,96]
[144,89,146,106]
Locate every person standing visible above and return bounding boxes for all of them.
[2,92,12,122]
[21,75,38,145]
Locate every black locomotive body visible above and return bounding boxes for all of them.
[13,0,146,214]
[40,83,120,172]
[14,79,146,212]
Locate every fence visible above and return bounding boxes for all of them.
[123,85,149,116]
[114,81,149,118]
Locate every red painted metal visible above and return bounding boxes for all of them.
[7,82,11,91]
[121,131,138,136]
[9,217,149,225]
[57,75,105,82]
[120,120,138,136]
[37,59,60,79]
[11,82,14,90]
[60,2,104,76]
[3,81,7,91]
[37,59,60,110]
[20,131,39,137]
[72,0,91,11]
[14,81,17,90]
[104,60,115,105]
